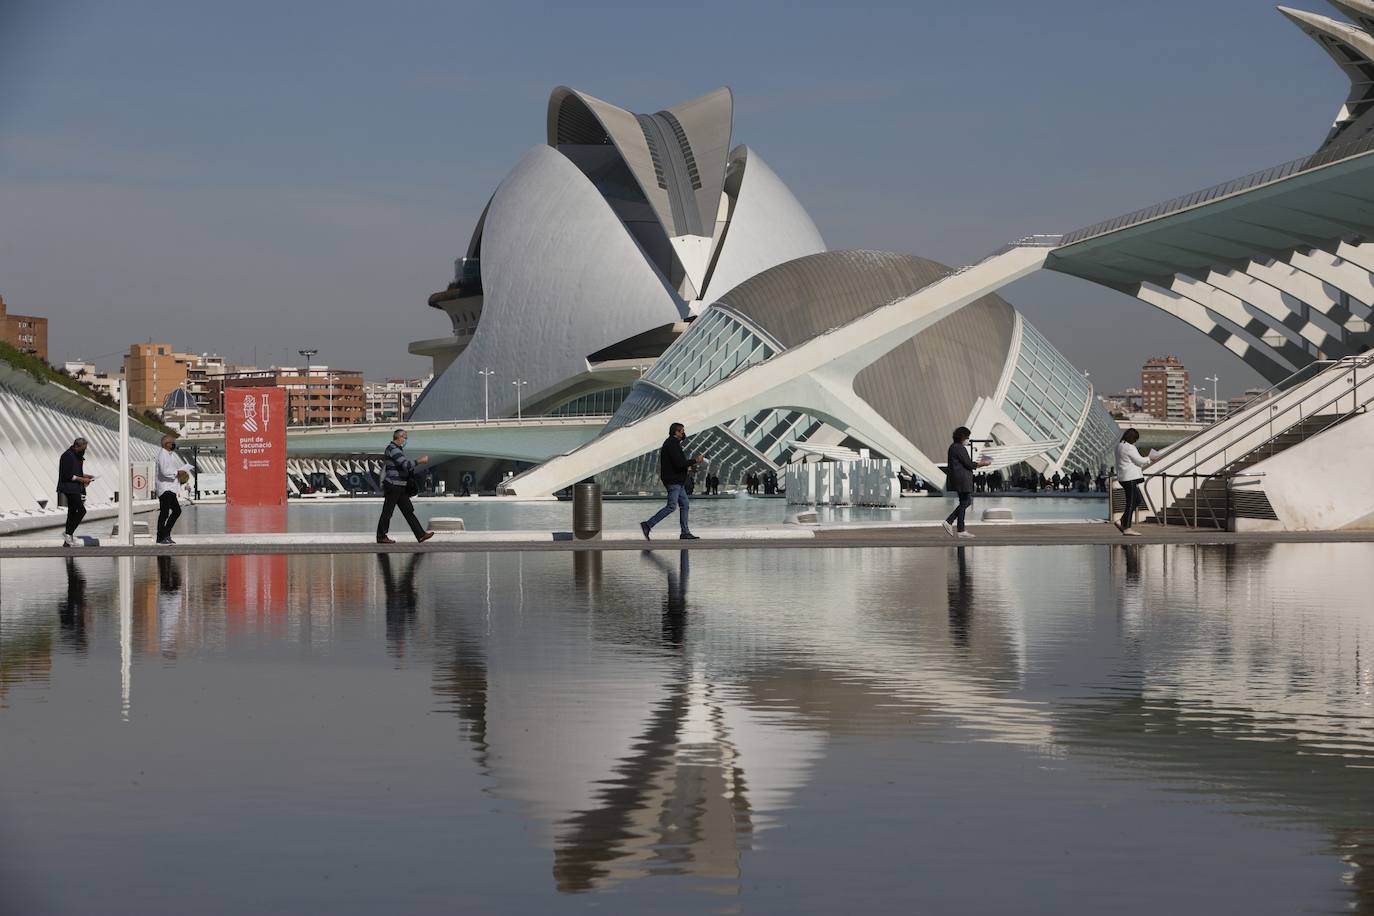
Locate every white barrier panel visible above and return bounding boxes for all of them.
[0,368,162,517]
[786,458,900,507]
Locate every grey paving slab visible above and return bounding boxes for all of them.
[2,522,1373,557]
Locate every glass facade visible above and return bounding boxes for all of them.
[642,307,780,397]
[999,319,1118,472]
[598,307,833,491]
[597,308,1116,493]
[546,386,632,417]
[1062,400,1121,475]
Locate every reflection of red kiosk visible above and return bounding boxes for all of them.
[225,388,287,623]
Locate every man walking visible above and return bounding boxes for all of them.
[640,422,703,541]
[57,437,94,548]
[155,434,195,545]
[377,428,435,545]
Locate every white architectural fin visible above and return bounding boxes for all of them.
[670,235,715,293]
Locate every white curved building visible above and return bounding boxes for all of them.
[410,86,826,425]
[410,85,1114,491]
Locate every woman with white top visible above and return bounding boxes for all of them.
[1114,428,1152,536]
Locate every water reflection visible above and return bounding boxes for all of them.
[3,543,1374,910]
[378,553,423,662]
[643,550,688,646]
[59,557,89,653]
[947,546,971,649]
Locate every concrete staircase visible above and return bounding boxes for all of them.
[1149,413,1362,527]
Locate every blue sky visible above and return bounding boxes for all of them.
[0,0,1348,393]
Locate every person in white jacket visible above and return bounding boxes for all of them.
[155,435,195,545]
[1114,428,1153,536]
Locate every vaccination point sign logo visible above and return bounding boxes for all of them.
[226,387,286,506]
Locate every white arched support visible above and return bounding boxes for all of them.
[500,244,1052,497]
[1135,282,1299,383]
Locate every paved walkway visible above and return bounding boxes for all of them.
[2,521,1373,557]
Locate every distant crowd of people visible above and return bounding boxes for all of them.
[999,468,1110,494]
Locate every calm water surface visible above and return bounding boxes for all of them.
[44,493,1103,538]
[2,543,1372,914]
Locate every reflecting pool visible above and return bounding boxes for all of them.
[2,543,1373,913]
[30,493,1103,538]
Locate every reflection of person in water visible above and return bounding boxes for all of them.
[947,546,972,649]
[58,557,88,653]
[379,553,422,661]
[642,550,689,646]
[157,555,184,657]
[1116,544,1145,632]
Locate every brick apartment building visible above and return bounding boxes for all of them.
[1140,356,1194,422]
[0,295,48,361]
[209,366,365,425]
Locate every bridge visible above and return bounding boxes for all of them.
[180,415,611,463]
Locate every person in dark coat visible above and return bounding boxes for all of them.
[641,422,703,541]
[942,426,989,538]
[56,437,94,548]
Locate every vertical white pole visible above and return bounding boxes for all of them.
[118,379,133,546]
[118,555,132,720]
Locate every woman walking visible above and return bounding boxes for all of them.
[942,426,990,538]
[1115,428,1152,536]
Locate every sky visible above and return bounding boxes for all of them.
[0,0,1351,395]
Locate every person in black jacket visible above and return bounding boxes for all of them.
[942,426,989,539]
[640,422,704,541]
[56,437,94,548]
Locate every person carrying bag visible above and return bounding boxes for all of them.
[376,428,434,545]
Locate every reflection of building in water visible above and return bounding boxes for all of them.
[1,557,120,703]
[1112,543,1374,755]
[1099,542,1374,914]
[422,548,1061,894]
[17,543,1374,907]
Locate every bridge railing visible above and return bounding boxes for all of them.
[1059,133,1374,246]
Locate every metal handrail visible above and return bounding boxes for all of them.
[1112,469,1261,530]
[1159,354,1374,480]
[1147,360,1335,462]
[1061,132,1374,246]
[1143,355,1372,528]
[1150,355,1371,477]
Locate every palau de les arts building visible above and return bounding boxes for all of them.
[407,85,1118,490]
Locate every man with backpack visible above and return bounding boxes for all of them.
[376,428,435,545]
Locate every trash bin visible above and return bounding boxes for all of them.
[572,480,603,540]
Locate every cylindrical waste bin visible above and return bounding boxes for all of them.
[572,480,603,540]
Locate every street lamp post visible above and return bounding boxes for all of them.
[512,378,528,420]
[297,349,318,426]
[1205,374,1220,423]
[478,368,495,422]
